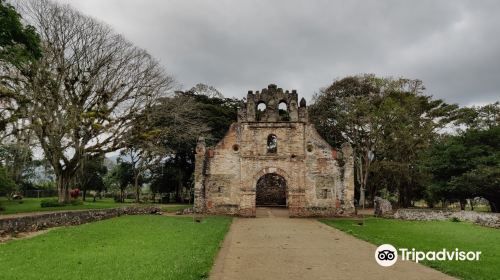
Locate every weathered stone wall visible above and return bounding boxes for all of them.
[194,84,355,217]
[394,209,500,229]
[0,207,161,236]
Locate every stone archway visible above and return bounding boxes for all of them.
[256,173,287,206]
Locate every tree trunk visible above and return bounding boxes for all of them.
[359,187,366,209]
[134,175,140,203]
[175,183,180,203]
[83,189,87,201]
[459,198,466,211]
[469,199,474,211]
[57,172,70,203]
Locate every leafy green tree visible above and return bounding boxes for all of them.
[0,142,33,185]
[450,165,500,212]
[423,125,500,211]
[0,0,41,65]
[0,0,41,138]
[309,75,457,207]
[147,85,240,202]
[374,89,457,207]
[309,75,386,207]
[0,165,16,197]
[454,102,500,130]
[105,161,134,203]
[75,156,107,201]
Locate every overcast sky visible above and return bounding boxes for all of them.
[52,0,500,106]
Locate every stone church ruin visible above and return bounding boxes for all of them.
[194,84,355,217]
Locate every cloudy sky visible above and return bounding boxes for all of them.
[52,0,500,106]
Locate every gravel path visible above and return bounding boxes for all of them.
[210,207,455,280]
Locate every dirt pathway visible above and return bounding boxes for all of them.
[210,207,455,280]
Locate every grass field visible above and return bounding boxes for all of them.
[0,215,231,280]
[322,218,500,280]
[0,197,192,215]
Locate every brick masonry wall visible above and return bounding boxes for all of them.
[394,208,500,229]
[0,207,162,236]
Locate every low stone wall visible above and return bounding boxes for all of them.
[394,209,500,229]
[0,207,161,236]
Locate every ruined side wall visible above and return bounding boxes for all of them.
[203,124,242,215]
[301,125,355,216]
[302,124,342,216]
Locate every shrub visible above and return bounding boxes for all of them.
[40,199,83,207]
[451,217,461,222]
[0,167,17,195]
[70,188,80,199]
[40,199,64,208]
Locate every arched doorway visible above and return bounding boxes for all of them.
[256,173,287,206]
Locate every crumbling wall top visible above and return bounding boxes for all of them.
[237,84,308,123]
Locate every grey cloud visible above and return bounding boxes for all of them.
[52,0,500,105]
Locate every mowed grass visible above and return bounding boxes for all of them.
[0,197,191,215]
[0,215,232,280]
[321,218,500,280]
[0,197,121,215]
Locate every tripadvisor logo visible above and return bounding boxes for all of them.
[375,244,481,267]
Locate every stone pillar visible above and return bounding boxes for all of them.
[267,98,278,122]
[341,143,355,213]
[193,137,206,213]
[289,92,299,121]
[298,97,308,122]
[246,91,256,122]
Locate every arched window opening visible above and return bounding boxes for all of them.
[278,101,290,121]
[256,102,266,121]
[267,134,277,154]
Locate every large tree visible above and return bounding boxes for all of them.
[105,161,134,203]
[74,155,107,201]
[423,125,500,211]
[310,75,457,207]
[147,86,240,202]
[0,0,41,146]
[0,0,41,66]
[9,0,174,202]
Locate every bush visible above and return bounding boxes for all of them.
[40,199,83,207]
[0,167,17,195]
[40,199,64,208]
[451,217,461,222]
[70,188,80,199]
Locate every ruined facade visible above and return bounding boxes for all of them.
[194,84,355,217]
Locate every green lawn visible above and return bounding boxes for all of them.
[322,218,500,280]
[0,197,191,215]
[159,204,193,213]
[0,215,231,280]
